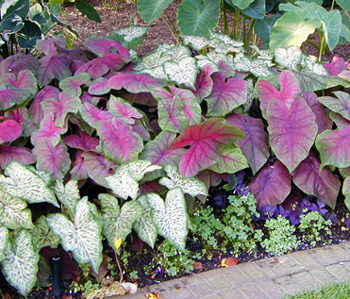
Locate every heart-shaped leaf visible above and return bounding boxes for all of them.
[0,119,21,144]
[163,56,198,88]
[0,146,34,169]
[274,46,302,70]
[0,54,38,77]
[99,194,143,248]
[171,118,245,177]
[147,188,188,251]
[1,230,39,296]
[322,9,341,51]
[107,95,143,125]
[137,0,174,22]
[29,216,60,251]
[80,102,112,129]
[70,150,88,180]
[192,64,214,101]
[46,197,103,273]
[64,131,99,151]
[316,125,350,169]
[329,112,350,129]
[106,170,139,200]
[159,165,207,197]
[206,72,247,116]
[37,54,71,86]
[317,91,350,121]
[267,97,318,172]
[0,161,59,207]
[84,37,130,57]
[292,152,340,209]
[0,226,9,262]
[59,72,91,96]
[116,160,162,182]
[0,186,33,230]
[55,180,80,219]
[249,160,291,209]
[88,78,110,95]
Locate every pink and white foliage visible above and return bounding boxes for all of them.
[80,103,113,129]
[107,95,143,125]
[193,64,214,101]
[37,54,71,86]
[64,131,99,151]
[0,146,35,169]
[0,119,22,144]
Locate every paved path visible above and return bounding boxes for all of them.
[118,242,350,298]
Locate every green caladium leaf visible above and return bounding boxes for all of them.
[255,14,281,48]
[317,91,350,121]
[54,180,80,219]
[74,0,101,22]
[269,10,320,51]
[208,144,249,174]
[343,176,350,210]
[177,0,220,36]
[147,187,188,251]
[321,10,341,51]
[0,226,9,262]
[29,215,60,251]
[1,230,39,296]
[137,0,174,22]
[164,56,198,88]
[226,0,255,10]
[159,165,207,197]
[99,194,143,248]
[0,186,33,230]
[133,195,158,248]
[46,197,103,273]
[337,0,350,10]
[0,162,59,207]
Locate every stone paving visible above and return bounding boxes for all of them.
[114,242,350,299]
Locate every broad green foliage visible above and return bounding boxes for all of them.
[137,0,174,22]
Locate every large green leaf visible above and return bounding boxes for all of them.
[159,165,207,197]
[269,10,320,51]
[1,230,39,296]
[0,226,9,262]
[147,187,188,251]
[99,194,143,248]
[29,215,60,251]
[0,186,33,230]
[336,0,350,10]
[177,0,220,36]
[137,0,174,22]
[46,197,103,273]
[0,162,59,207]
[255,14,281,48]
[322,10,342,51]
[226,0,254,10]
[74,0,101,23]
[133,195,158,248]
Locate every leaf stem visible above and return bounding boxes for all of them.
[163,11,182,44]
[233,9,240,40]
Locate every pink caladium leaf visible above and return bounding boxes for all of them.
[0,54,38,77]
[205,72,247,116]
[193,64,214,101]
[81,92,101,105]
[132,120,150,141]
[58,72,92,97]
[324,56,349,76]
[35,39,67,56]
[0,146,35,169]
[33,140,71,179]
[171,118,245,177]
[317,91,350,121]
[141,131,186,166]
[329,112,350,129]
[267,97,318,173]
[249,160,291,209]
[30,113,67,147]
[81,152,118,187]
[29,86,60,126]
[64,131,99,151]
[75,55,129,79]
[88,78,110,95]
[123,92,157,106]
[96,118,144,163]
[0,85,28,110]
[2,70,37,94]
[257,70,301,117]
[226,113,270,175]
[152,86,201,133]
[292,152,341,209]
[0,119,22,144]
[108,72,163,93]
[84,37,130,57]
[316,125,350,169]
[304,91,332,133]
[107,95,143,125]
[70,150,88,180]
[80,103,112,129]
[37,54,72,86]
[4,108,35,137]
[41,92,81,127]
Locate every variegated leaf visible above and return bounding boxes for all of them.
[182,35,210,50]
[147,187,188,251]
[112,25,148,42]
[46,197,103,273]
[164,56,198,88]
[106,170,139,200]
[99,194,143,248]
[29,216,60,251]
[159,165,207,197]
[133,195,158,248]
[0,186,33,229]
[1,230,39,296]
[0,226,9,262]
[54,180,80,220]
[274,46,302,70]
[0,162,59,207]
[117,160,162,182]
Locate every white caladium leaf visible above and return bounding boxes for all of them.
[167,45,191,62]
[46,197,103,273]
[147,187,188,251]
[0,226,9,262]
[1,230,39,296]
[116,160,162,182]
[159,165,207,197]
[0,162,59,207]
[113,26,148,42]
[182,35,210,50]
[133,194,158,248]
[55,180,80,219]
[164,56,198,88]
[209,30,244,48]
[106,170,139,200]
[99,194,143,248]
[234,53,273,77]
[274,46,302,70]
[29,216,60,251]
[0,186,33,229]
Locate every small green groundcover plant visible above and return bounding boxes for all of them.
[1,4,350,294]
